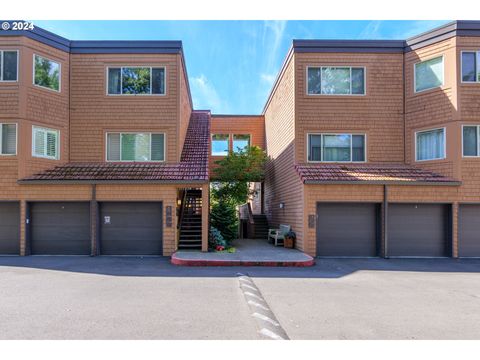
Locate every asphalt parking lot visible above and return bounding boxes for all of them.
[0,256,479,339]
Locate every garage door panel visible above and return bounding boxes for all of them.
[0,202,20,255]
[316,203,379,257]
[459,205,480,257]
[100,202,163,256]
[388,204,449,257]
[30,202,91,255]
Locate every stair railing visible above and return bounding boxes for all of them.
[177,190,188,247]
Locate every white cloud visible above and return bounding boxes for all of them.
[262,20,287,70]
[359,21,383,39]
[260,73,276,85]
[189,74,229,113]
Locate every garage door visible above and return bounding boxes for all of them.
[30,202,91,255]
[459,204,480,257]
[0,202,20,255]
[388,203,450,257]
[316,203,380,257]
[100,202,163,255]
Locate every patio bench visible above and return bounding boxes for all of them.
[268,224,291,246]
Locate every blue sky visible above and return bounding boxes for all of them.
[34,20,450,114]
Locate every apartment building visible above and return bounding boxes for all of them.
[0,20,479,258]
[0,27,209,256]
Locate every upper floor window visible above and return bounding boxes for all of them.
[107,67,165,95]
[414,56,444,93]
[32,126,59,160]
[233,134,250,153]
[106,132,165,162]
[34,54,60,92]
[307,67,365,95]
[211,134,229,156]
[0,123,17,155]
[463,125,480,157]
[307,133,366,162]
[461,51,480,83]
[0,50,18,82]
[415,128,445,161]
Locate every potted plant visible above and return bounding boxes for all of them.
[284,230,296,249]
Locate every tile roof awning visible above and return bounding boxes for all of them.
[295,164,461,185]
[19,111,210,184]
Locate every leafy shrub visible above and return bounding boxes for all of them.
[210,201,238,243]
[209,226,226,249]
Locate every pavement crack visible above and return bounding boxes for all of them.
[237,273,289,340]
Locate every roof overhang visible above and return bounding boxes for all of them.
[303,180,462,186]
[17,179,208,185]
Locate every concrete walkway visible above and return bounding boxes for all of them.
[171,238,314,266]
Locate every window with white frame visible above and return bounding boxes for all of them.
[211,134,229,156]
[0,123,17,155]
[415,128,445,161]
[414,56,444,93]
[34,54,60,91]
[32,126,59,160]
[461,51,480,82]
[107,67,165,95]
[307,67,365,95]
[463,125,480,157]
[0,50,18,81]
[307,133,366,162]
[232,134,250,153]
[106,132,165,161]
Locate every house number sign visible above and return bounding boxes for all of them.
[166,206,172,227]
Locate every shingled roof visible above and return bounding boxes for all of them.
[20,111,210,183]
[295,164,460,185]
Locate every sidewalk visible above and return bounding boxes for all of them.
[171,238,315,267]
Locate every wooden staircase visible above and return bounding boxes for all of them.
[252,214,269,239]
[178,189,203,250]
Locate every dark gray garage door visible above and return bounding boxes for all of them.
[459,204,480,257]
[0,202,20,255]
[316,203,380,257]
[100,202,163,255]
[388,203,450,257]
[30,202,91,255]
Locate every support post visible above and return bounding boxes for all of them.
[201,183,209,252]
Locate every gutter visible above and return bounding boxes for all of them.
[17,179,209,185]
[302,180,461,186]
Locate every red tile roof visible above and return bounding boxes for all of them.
[295,164,460,185]
[21,111,210,183]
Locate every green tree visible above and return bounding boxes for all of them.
[210,202,238,243]
[212,146,267,205]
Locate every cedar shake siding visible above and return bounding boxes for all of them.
[209,115,265,175]
[263,55,306,252]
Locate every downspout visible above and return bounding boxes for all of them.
[383,184,389,259]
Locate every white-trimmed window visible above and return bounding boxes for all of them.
[307,66,365,95]
[307,133,366,162]
[232,134,250,153]
[106,132,165,162]
[211,134,229,156]
[461,51,480,83]
[107,67,165,95]
[415,128,445,161]
[32,126,59,160]
[0,50,18,81]
[414,56,444,93]
[463,125,480,157]
[33,54,60,92]
[0,123,17,155]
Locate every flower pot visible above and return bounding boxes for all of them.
[284,237,294,249]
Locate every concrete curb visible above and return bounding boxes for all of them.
[170,254,315,267]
